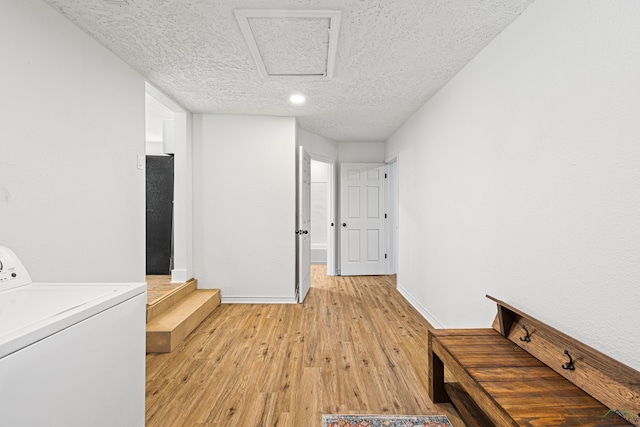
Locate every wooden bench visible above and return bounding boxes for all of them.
[428,295,640,426]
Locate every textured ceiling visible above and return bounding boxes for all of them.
[40,0,535,142]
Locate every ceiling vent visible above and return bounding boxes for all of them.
[234,9,341,79]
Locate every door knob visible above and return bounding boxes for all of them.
[303,230,309,234]
[342,223,346,227]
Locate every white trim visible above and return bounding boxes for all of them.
[385,158,398,275]
[385,151,399,164]
[325,11,341,78]
[222,296,298,304]
[234,9,341,79]
[311,247,327,264]
[309,153,337,164]
[396,284,445,329]
[162,119,175,154]
[383,163,390,274]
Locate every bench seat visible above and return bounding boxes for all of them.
[429,328,632,426]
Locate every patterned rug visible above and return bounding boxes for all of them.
[321,414,453,427]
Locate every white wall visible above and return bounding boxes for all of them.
[0,0,146,282]
[386,0,640,370]
[296,130,385,165]
[338,142,385,163]
[297,128,338,161]
[193,114,297,302]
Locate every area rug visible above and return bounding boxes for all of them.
[321,414,453,427]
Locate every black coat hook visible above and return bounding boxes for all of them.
[520,325,531,342]
[562,350,575,370]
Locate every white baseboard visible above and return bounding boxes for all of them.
[221,296,298,304]
[311,248,327,264]
[396,283,445,329]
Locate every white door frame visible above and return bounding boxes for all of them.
[145,82,192,283]
[385,158,398,275]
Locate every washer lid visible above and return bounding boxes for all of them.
[0,247,32,291]
[0,282,146,359]
[0,285,117,338]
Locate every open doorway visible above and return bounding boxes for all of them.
[145,92,175,275]
[145,83,191,284]
[310,158,337,276]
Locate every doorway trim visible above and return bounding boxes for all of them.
[385,157,398,275]
[145,82,192,283]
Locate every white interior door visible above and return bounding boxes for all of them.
[340,163,386,276]
[297,146,311,302]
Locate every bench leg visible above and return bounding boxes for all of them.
[428,336,448,403]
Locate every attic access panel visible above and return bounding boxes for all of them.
[234,9,341,79]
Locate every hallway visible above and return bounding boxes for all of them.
[145,266,464,426]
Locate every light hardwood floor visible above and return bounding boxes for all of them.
[145,265,465,427]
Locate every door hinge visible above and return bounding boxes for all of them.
[385,173,388,178]
[384,213,387,219]
[385,253,387,259]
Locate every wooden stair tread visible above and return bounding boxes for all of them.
[146,289,221,353]
[146,278,197,323]
[147,289,220,331]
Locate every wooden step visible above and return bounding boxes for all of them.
[146,289,221,353]
[146,278,197,323]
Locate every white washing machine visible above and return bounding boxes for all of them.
[0,246,146,427]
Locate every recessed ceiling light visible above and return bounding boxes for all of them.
[289,94,306,105]
[289,93,306,105]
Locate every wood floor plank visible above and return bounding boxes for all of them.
[146,266,465,427]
